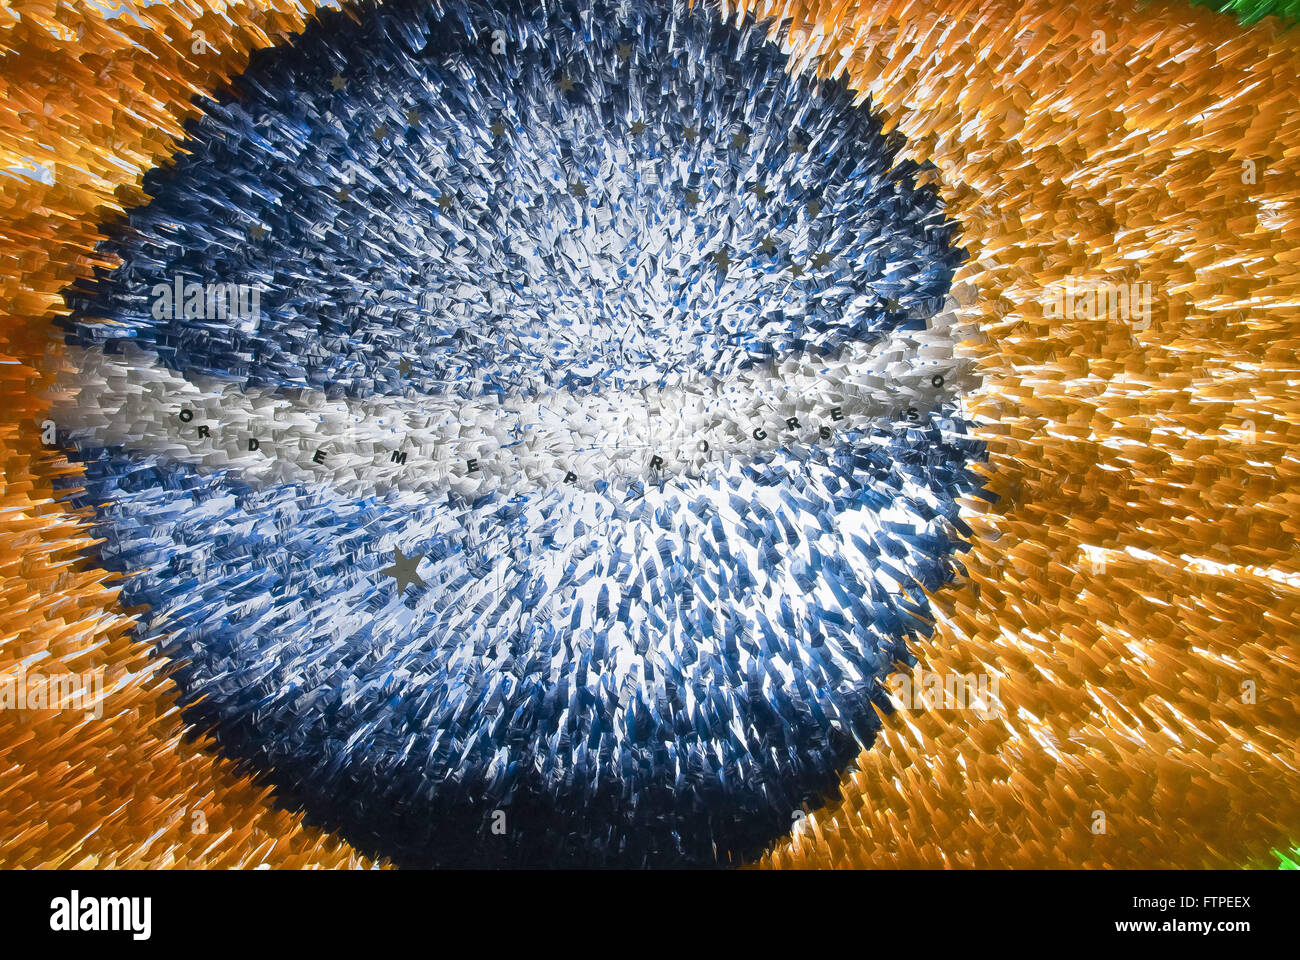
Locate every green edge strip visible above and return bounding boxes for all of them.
[1184,0,1300,25]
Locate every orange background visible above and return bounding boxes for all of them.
[1,0,1296,868]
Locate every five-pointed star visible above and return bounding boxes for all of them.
[683,124,698,143]
[789,262,805,278]
[330,74,346,91]
[557,73,576,93]
[336,186,352,202]
[406,108,421,125]
[372,122,390,140]
[380,546,426,595]
[711,248,731,270]
[569,180,588,198]
[629,119,648,135]
[758,235,777,254]
[884,297,901,311]
[248,223,267,240]
[398,357,412,375]
[811,251,834,269]
[750,182,771,201]
[731,130,749,148]
[617,43,634,61]
[684,188,701,207]
[490,120,507,138]
[437,193,453,212]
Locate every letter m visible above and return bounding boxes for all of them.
[102,897,131,931]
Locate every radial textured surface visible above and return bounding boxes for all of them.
[1,0,1298,872]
